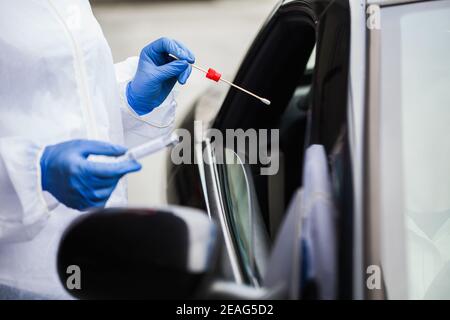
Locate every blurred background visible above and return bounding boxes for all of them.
[91,0,278,206]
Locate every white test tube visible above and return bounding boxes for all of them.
[125,133,180,161]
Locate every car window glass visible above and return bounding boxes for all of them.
[219,148,258,284]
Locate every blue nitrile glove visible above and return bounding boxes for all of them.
[126,37,195,115]
[40,140,142,211]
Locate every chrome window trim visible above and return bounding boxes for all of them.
[195,140,212,219]
[348,0,369,300]
[201,139,244,284]
[364,10,385,299]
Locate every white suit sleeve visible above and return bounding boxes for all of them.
[0,137,57,243]
[114,57,177,148]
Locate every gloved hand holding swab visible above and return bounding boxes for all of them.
[168,53,271,106]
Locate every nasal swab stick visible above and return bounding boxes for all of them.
[168,53,271,106]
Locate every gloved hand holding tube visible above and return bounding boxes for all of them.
[40,134,179,211]
[126,37,195,115]
[40,140,142,211]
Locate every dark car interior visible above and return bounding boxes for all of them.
[214,7,316,240]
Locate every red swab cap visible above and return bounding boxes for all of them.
[206,68,222,82]
[168,53,270,105]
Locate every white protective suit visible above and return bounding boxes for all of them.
[0,0,176,297]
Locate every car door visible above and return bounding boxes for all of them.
[200,0,354,298]
[167,0,354,299]
[200,0,319,290]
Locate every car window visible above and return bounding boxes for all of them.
[219,149,255,281]
[378,0,450,299]
[217,148,269,286]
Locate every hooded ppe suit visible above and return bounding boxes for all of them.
[0,0,181,297]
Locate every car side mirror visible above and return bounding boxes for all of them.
[57,206,218,299]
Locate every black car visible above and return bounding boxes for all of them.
[166,0,450,300]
